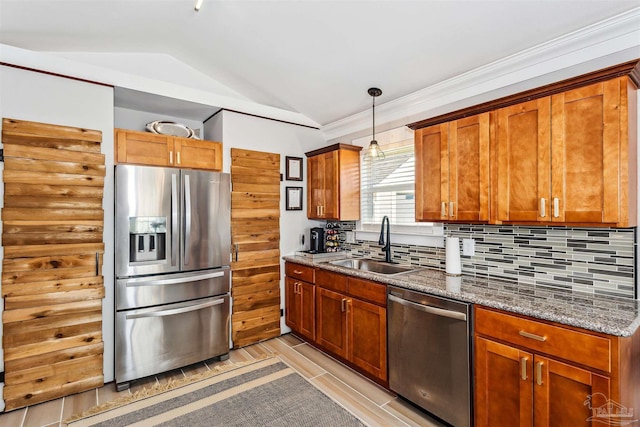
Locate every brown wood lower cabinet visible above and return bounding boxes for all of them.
[348,297,387,381]
[474,306,637,427]
[315,269,387,383]
[316,287,348,359]
[285,277,315,341]
[285,262,387,384]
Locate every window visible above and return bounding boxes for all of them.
[355,127,442,239]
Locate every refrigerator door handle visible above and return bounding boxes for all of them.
[184,173,192,266]
[124,271,226,287]
[125,298,225,319]
[171,173,179,266]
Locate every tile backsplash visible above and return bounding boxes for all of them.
[341,223,637,299]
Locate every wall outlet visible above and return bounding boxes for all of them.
[345,231,355,244]
[462,238,475,256]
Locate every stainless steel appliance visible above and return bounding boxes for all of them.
[387,286,472,427]
[115,165,231,391]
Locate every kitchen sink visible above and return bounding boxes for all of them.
[329,258,416,275]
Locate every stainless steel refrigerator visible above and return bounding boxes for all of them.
[114,164,231,391]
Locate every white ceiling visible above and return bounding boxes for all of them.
[0,0,638,127]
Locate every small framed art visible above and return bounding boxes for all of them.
[285,156,303,181]
[285,186,303,211]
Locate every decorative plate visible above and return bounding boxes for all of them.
[145,121,198,139]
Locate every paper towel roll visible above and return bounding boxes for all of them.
[445,236,462,276]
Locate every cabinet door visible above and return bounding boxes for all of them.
[337,148,362,221]
[533,356,610,427]
[348,298,387,381]
[316,287,348,359]
[284,277,301,333]
[322,150,339,219]
[449,113,490,221]
[174,138,223,171]
[115,130,172,166]
[475,337,533,427]
[415,123,448,221]
[496,98,551,222]
[307,155,325,219]
[299,281,316,341]
[550,79,621,224]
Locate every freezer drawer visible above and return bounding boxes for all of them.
[116,268,230,310]
[115,294,230,388]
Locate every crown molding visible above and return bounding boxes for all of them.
[321,7,640,142]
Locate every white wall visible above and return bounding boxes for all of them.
[204,110,326,334]
[114,107,204,138]
[0,66,116,395]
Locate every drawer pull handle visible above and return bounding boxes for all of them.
[519,330,547,342]
[520,357,528,380]
[536,361,544,386]
[293,270,303,275]
[341,298,347,313]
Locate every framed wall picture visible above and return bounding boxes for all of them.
[286,186,303,211]
[285,156,303,181]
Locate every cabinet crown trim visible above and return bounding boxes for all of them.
[408,59,640,130]
[305,143,363,157]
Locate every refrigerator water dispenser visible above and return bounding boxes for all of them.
[129,216,167,263]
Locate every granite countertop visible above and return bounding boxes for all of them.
[283,255,640,337]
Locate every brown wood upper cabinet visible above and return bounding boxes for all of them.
[115,128,223,171]
[495,77,636,226]
[415,113,490,222]
[305,143,362,220]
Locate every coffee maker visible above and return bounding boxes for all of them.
[310,227,325,253]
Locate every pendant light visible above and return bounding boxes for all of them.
[367,87,385,159]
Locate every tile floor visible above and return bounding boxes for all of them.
[0,334,445,427]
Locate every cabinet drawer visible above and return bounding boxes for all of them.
[316,269,348,293]
[285,262,315,283]
[475,307,611,373]
[348,277,386,306]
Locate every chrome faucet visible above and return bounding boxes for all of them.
[379,215,392,263]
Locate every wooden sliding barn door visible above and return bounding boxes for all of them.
[230,148,281,348]
[1,118,105,410]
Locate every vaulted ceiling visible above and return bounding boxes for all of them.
[0,0,638,127]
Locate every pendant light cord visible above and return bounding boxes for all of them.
[372,96,376,142]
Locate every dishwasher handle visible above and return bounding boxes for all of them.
[388,294,467,321]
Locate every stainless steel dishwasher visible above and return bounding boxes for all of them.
[388,286,472,427]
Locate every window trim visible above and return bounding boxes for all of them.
[354,127,443,246]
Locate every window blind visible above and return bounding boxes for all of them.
[360,133,436,234]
